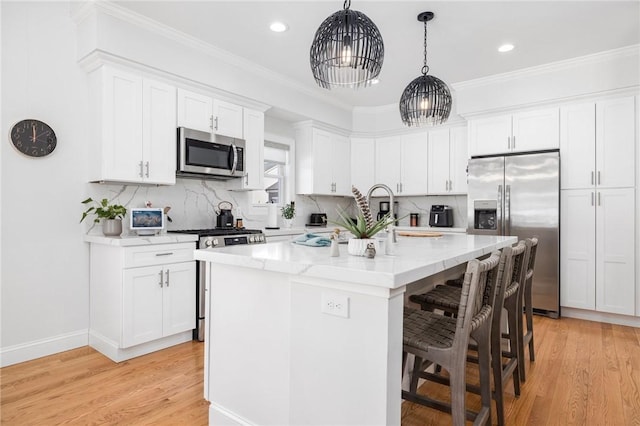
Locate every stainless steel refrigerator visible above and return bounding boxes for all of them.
[467,150,560,318]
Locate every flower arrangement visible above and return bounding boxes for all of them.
[281,201,295,220]
[332,186,393,239]
[80,197,127,223]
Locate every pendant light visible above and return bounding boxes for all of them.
[310,0,384,89]
[399,12,451,126]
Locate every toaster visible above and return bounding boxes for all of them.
[429,205,453,227]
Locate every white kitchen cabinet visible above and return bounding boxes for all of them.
[295,126,350,196]
[468,107,559,156]
[89,241,196,362]
[560,188,635,315]
[177,88,244,138]
[560,97,635,189]
[374,133,428,196]
[427,126,468,194]
[88,66,176,184]
[228,108,264,191]
[350,137,375,193]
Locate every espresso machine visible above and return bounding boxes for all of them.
[378,201,399,222]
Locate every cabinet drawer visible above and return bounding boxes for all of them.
[124,243,195,268]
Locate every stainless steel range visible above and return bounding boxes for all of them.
[168,228,266,341]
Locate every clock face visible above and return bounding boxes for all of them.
[10,119,57,157]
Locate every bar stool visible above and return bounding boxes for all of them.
[409,241,528,426]
[518,237,539,381]
[402,250,504,426]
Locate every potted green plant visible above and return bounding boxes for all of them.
[80,197,127,236]
[281,201,295,228]
[331,187,394,256]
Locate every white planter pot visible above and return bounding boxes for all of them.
[103,219,123,236]
[347,238,379,257]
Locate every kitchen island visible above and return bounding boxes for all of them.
[195,233,517,425]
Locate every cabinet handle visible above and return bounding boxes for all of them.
[209,115,214,130]
[598,192,601,206]
[591,192,595,206]
[158,270,163,288]
[591,171,594,185]
[245,174,249,185]
[155,252,174,256]
[214,116,219,131]
[165,269,170,287]
[139,161,144,178]
[399,183,403,193]
[145,161,150,178]
[512,136,516,149]
[597,171,601,185]
[507,136,511,149]
[445,180,449,191]
[449,180,452,191]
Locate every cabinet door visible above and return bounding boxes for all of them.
[350,138,375,193]
[102,67,143,182]
[449,126,468,193]
[560,189,596,310]
[512,107,559,152]
[143,79,176,185]
[177,88,213,133]
[232,108,264,190]
[331,134,352,196]
[595,188,635,315]
[560,103,596,189]
[123,266,164,347]
[162,261,196,337]
[427,129,450,194]
[468,115,511,156]
[596,97,635,188]
[401,133,428,195]
[311,129,335,195]
[213,99,243,139]
[374,136,401,196]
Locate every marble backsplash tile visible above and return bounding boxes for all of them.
[83,178,467,235]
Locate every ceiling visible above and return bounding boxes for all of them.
[113,1,640,109]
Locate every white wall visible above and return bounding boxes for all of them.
[1,1,91,365]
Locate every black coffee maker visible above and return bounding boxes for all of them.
[215,201,234,228]
[378,201,398,221]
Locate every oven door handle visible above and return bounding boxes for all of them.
[230,143,238,175]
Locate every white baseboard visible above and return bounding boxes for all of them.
[210,403,255,426]
[0,329,89,367]
[89,330,193,363]
[561,307,640,327]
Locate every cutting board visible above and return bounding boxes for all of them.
[397,231,443,238]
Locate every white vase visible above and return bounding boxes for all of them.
[103,219,123,236]
[283,218,293,228]
[347,238,379,256]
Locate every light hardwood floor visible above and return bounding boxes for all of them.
[2,316,640,425]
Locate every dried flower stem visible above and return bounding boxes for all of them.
[352,186,374,229]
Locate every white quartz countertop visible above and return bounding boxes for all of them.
[194,233,516,289]
[263,225,466,237]
[83,233,198,246]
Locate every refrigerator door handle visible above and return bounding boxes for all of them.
[497,185,503,234]
[505,184,511,235]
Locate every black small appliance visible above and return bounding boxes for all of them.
[377,201,398,221]
[429,205,453,227]
[215,201,234,228]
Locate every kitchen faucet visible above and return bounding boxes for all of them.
[366,183,397,244]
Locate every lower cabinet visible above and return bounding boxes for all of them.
[89,241,196,362]
[561,188,635,315]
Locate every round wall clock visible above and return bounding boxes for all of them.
[10,119,57,157]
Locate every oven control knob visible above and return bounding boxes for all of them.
[212,238,219,246]
[204,239,213,248]
[249,236,255,243]
[259,235,264,242]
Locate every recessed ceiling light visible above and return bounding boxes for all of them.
[270,22,288,33]
[498,44,515,53]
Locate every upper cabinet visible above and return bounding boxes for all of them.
[468,107,559,156]
[560,97,635,189]
[427,126,468,195]
[227,108,265,191]
[296,126,350,196]
[350,137,375,193]
[88,65,176,185]
[374,133,428,196]
[177,88,243,138]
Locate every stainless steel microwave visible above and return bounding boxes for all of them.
[177,127,245,179]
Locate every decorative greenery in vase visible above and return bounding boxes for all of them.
[281,201,295,220]
[80,197,127,223]
[332,186,393,239]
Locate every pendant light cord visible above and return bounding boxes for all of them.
[343,0,351,10]
[422,20,429,75]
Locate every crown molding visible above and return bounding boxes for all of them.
[452,44,640,91]
[73,0,352,114]
[292,120,351,137]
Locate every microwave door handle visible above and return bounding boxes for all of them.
[230,144,238,175]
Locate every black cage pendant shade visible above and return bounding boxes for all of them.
[310,0,384,89]
[399,12,451,127]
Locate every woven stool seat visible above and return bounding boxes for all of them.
[410,285,461,312]
[404,308,457,350]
